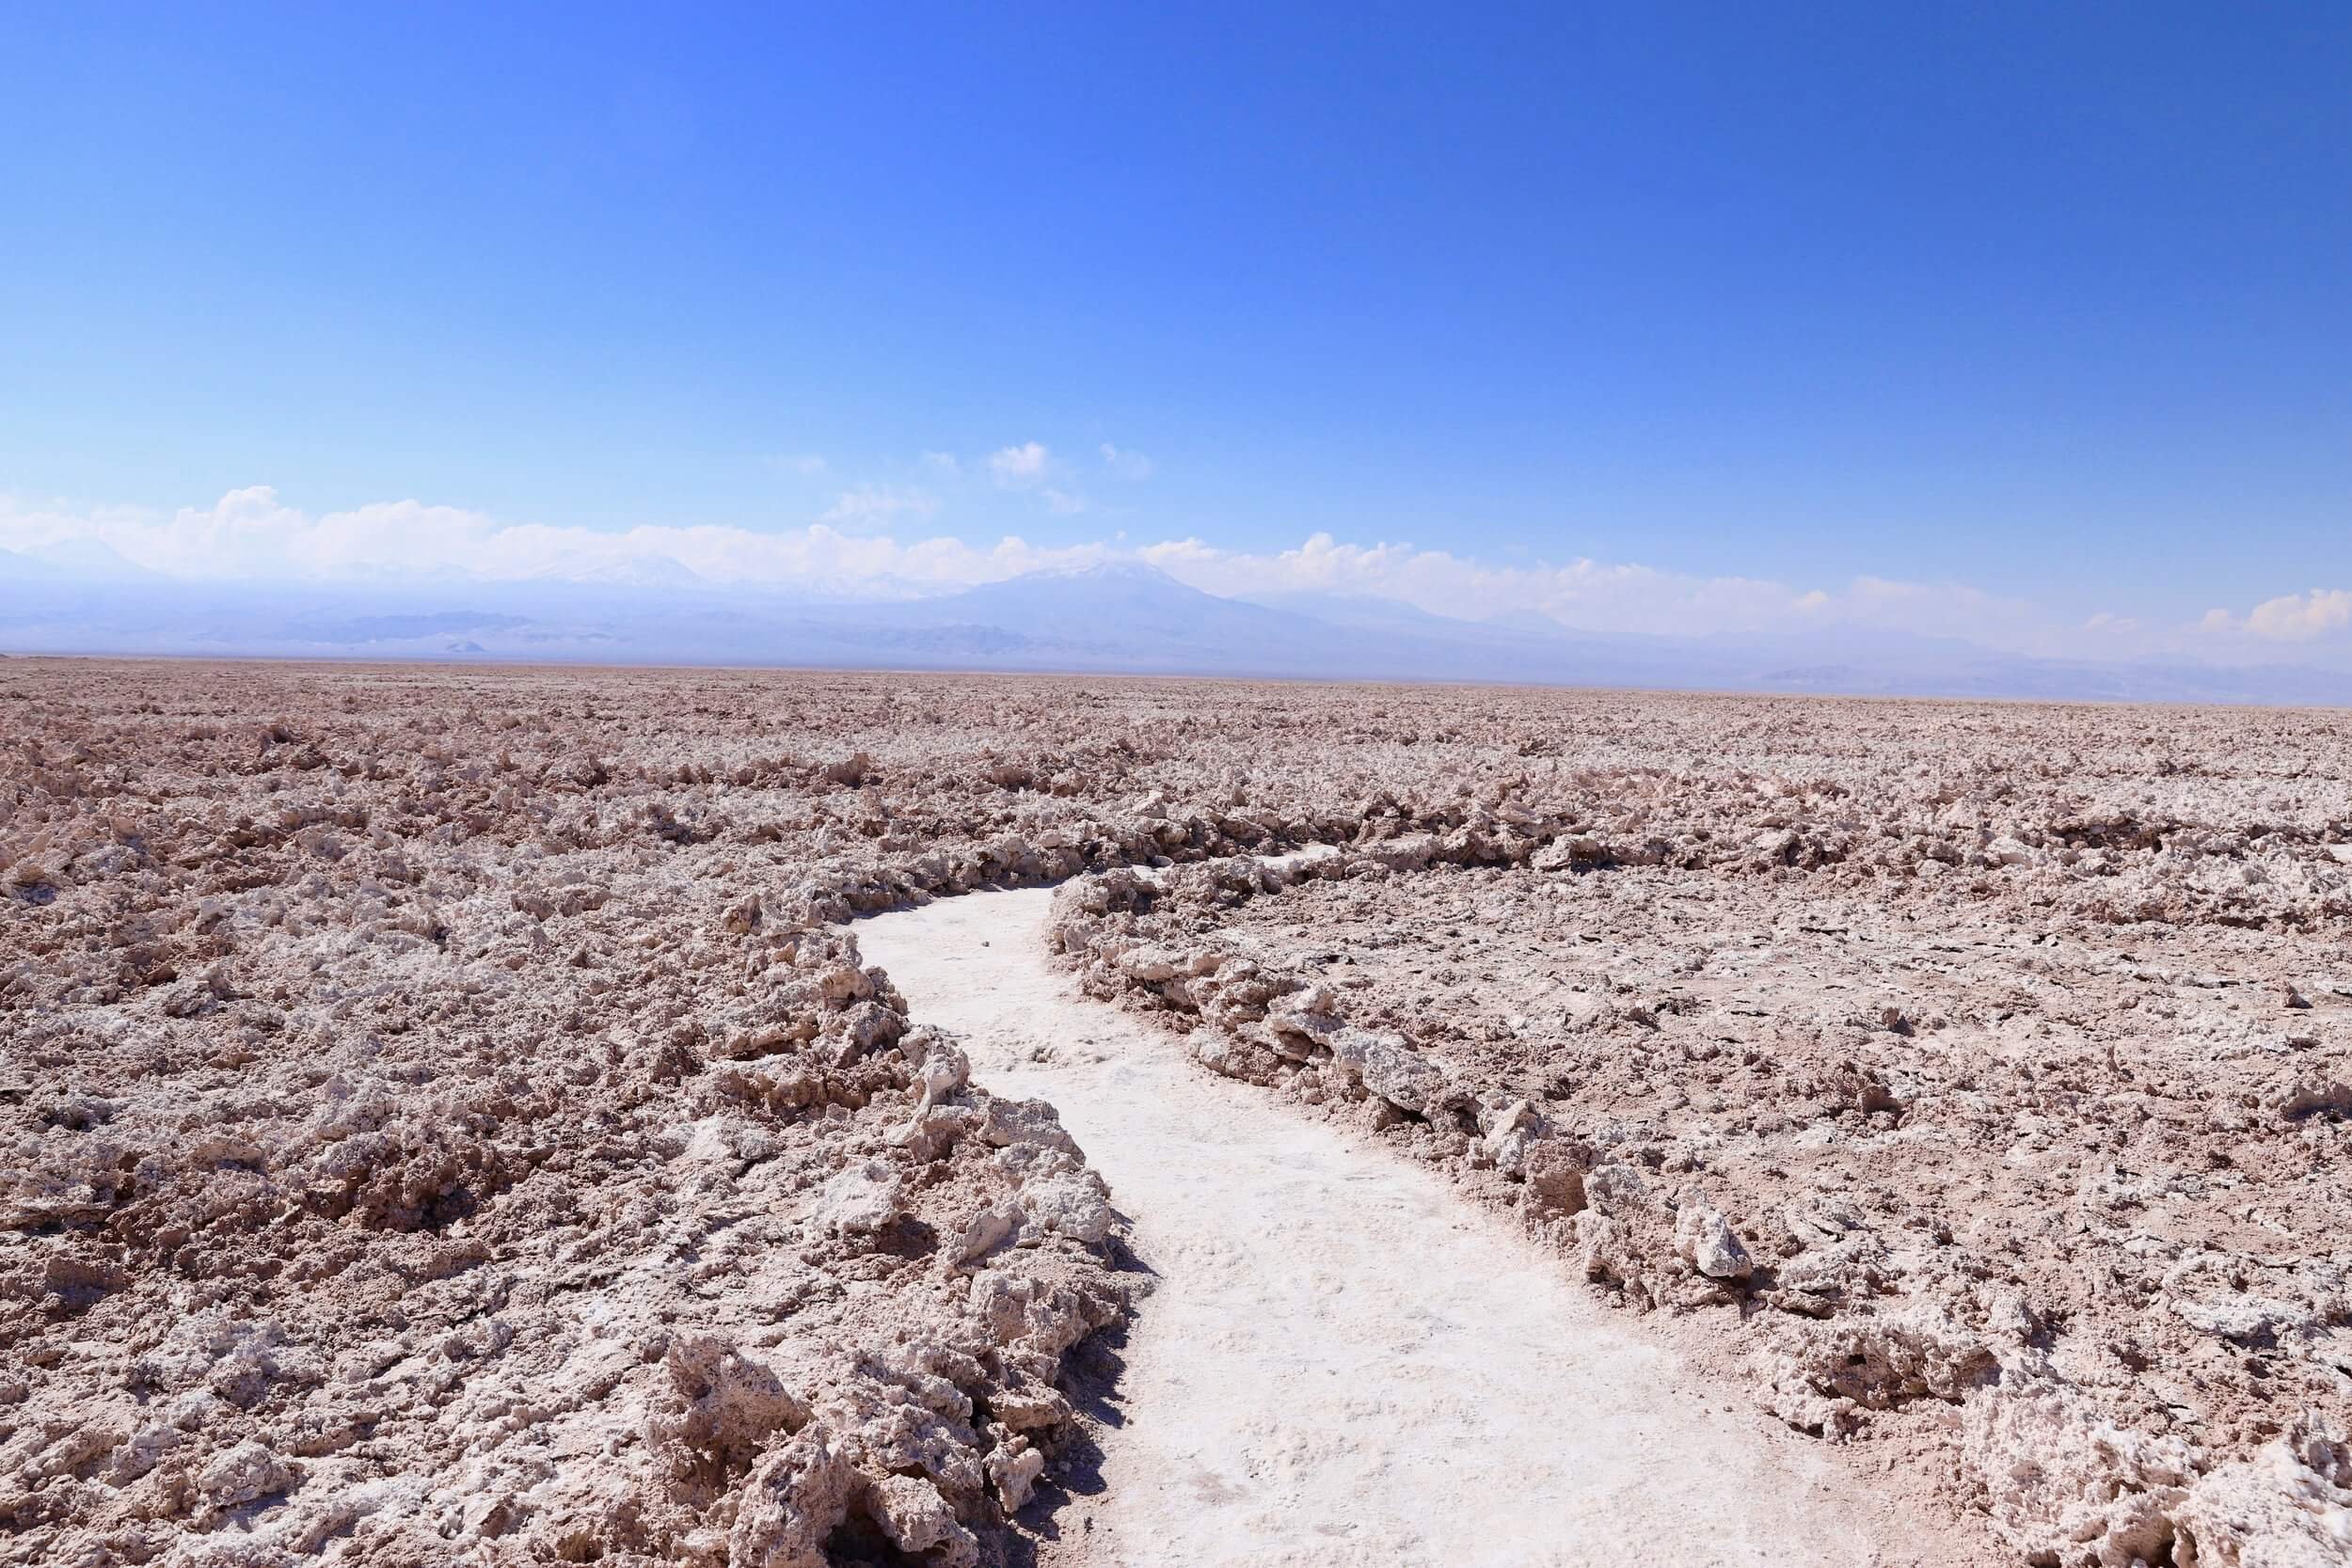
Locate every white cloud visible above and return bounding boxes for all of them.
[1099,443,1155,480]
[0,487,504,582]
[820,484,938,531]
[17,483,2352,680]
[0,485,2196,658]
[919,451,961,475]
[1131,530,2031,641]
[0,487,1139,599]
[2194,590,2352,644]
[2245,589,2352,642]
[980,442,1092,513]
[986,442,1050,485]
[778,453,828,477]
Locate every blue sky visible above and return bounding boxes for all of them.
[3,4,2347,654]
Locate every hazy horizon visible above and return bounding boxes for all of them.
[8,554,2352,709]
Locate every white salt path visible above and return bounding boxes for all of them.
[859,887,1938,1568]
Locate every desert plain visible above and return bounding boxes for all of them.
[2,658,2347,1566]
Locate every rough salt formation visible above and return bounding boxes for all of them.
[8,659,2352,1565]
[0,664,1248,1566]
[1049,843,2352,1564]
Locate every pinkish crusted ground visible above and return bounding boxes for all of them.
[3,658,2349,1565]
[1048,856,2352,1563]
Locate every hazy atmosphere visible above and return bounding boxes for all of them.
[4,6,2348,695]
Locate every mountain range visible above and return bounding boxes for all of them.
[2,552,2346,706]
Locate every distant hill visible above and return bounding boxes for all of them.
[2,557,2347,706]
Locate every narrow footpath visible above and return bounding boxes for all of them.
[858,886,1949,1568]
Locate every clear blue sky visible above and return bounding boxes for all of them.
[3,3,2346,626]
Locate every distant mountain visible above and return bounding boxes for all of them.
[867,562,1319,665]
[19,538,165,581]
[1,558,2347,706]
[828,564,1704,681]
[525,554,709,591]
[1482,608,1582,638]
[0,546,73,581]
[1239,589,1518,638]
[290,611,531,645]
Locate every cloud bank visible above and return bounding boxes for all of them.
[2200,589,2352,643]
[1,486,2343,664]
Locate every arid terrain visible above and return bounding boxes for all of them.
[3,658,2348,1566]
